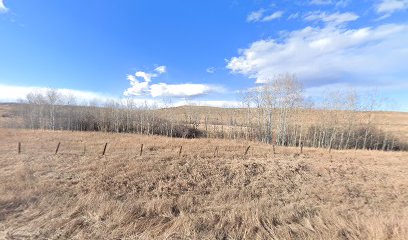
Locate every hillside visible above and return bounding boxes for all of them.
[2,103,408,144]
[1,128,408,239]
[155,106,408,143]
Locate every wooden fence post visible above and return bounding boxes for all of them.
[102,143,108,156]
[55,142,61,155]
[273,144,276,155]
[179,146,183,156]
[214,146,219,158]
[300,142,303,154]
[18,142,21,154]
[244,146,251,156]
[140,144,144,156]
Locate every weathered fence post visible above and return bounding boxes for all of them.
[214,146,219,158]
[102,143,108,156]
[273,144,276,155]
[18,142,21,154]
[244,146,251,156]
[300,142,303,154]
[329,141,332,153]
[179,146,183,156]
[140,144,144,156]
[55,142,61,155]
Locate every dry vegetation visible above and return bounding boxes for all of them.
[1,128,408,239]
[3,76,408,153]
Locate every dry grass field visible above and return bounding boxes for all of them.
[1,128,408,239]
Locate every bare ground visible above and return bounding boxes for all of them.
[1,128,408,239]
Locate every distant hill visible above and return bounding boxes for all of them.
[1,102,408,146]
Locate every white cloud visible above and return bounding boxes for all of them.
[123,77,150,96]
[305,12,359,25]
[227,23,408,89]
[261,11,284,22]
[126,74,136,82]
[376,0,408,18]
[154,65,167,74]
[0,0,8,13]
[0,84,239,108]
[247,9,265,22]
[135,71,156,82]
[124,66,168,96]
[288,13,300,20]
[0,84,116,103]
[247,9,283,22]
[150,83,216,98]
[124,66,219,98]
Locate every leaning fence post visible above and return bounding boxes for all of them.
[102,143,108,156]
[179,146,183,156]
[244,146,251,156]
[140,144,144,156]
[55,142,61,155]
[18,142,21,154]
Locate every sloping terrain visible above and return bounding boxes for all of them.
[1,129,408,239]
[1,103,408,143]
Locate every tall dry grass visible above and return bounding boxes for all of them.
[1,128,408,239]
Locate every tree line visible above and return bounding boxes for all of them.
[9,75,407,151]
[13,90,202,138]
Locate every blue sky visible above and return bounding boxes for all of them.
[0,0,407,110]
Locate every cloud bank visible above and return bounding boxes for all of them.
[227,23,408,89]
[0,84,115,103]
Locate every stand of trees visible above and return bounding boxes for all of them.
[15,90,202,138]
[10,76,407,151]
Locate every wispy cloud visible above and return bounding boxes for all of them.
[309,0,350,7]
[376,0,408,19]
[247,9,265,22]
[288,13,300,20]
[304,11,359,25]
[227,23,408,89]
[0,0,8,13]
[247,9,284,22]
[154,65,166,74]
[262,11,284,22]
